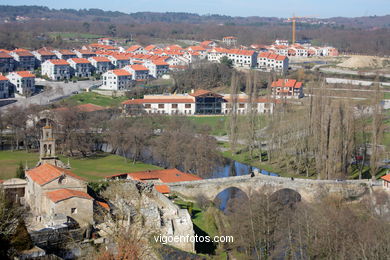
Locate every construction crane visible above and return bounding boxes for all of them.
[288,15,318,44]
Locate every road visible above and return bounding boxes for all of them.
[0,79,101,110]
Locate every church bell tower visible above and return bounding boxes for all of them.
[37,122,68,168]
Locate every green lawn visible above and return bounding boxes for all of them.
[188,116,228,136]
[0,151,161,181]
[64,92,128,107]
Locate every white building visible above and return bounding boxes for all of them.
[122,89,275,115]
[222,36,238,46]
[101,69,133,90]
[54,50,77,60]
[41,59,71,81]
[10,50,35,70]
[208,48,257,68]
[0,74,10,99]
[7,71,35,96]
[88,56,112,74]
[124,65,149,81]
[143,60,169,78]
[33,49,57,64]
[98,38,117,46]
[126,45,147,54]
[257,52,289,74]
[271,79,304,99]
[122,94,196,115]
[74,49,96,59]
[67,58,93,78]
[108,54,130,68]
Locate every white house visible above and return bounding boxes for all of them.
[124,65,149,81]
[10,50,35,70]
[126,45,147,54]
[33,49,57,64]
[208,48,257,68]
[271,79,304,99]
[0,74,10,99]
[222,36,238,46]
[108,54,130,68]
[257,52,289,74]
[122,94,196,115]
[41,59,71,81]
[101,69,133,90]
[67,58,93,78]
[88,56,112,74]
[54,50,77,60]
[7,71,35,96]
[143,60,169,78]
[221,94,275,114]
[74,49,96,59]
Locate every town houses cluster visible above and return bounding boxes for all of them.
[0,36,335,98]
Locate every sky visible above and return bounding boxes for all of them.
[2,0,390,18]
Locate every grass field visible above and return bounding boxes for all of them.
[0,151,161,181]
[188,116,228,136]
[64,92,128,107]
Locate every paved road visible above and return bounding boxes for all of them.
[0,79,101,110]
[319,67,390,78]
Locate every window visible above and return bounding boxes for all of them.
[71,208,77,214]
[144,104,151,109]
[185,104,191,108]
[171,104,178,109]
[158,104,165,109]
[239,103,245,108]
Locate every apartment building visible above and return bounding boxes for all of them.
[74,49,96,59]
[0,52,15,73]
[88,56,112,74]
[33,49,57,64]
[143,60,169,78]
[222,36,238,46]
[10,50,35,70]
[124,65,150,81]
[67,58,93,78]
[208,48,257,68]
[271,79,304,99]
[101,69,133,90]
[41,59,71,81]
[108,54,130,68]
[257,52,289,73]
[7,71,35,96]
[0,74,10,99]
[54,50,77,60]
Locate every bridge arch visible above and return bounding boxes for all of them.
[213,186,248,212]
[270,188,301,206]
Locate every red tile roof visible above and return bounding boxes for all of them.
[46,188,92,203]
[130,65,148,71]
[155,185,170,194]
[58,50,75,55]
[152,60,169,66]
[37,50,55,56]
[90,56,111,62]
[111,69,132,76]
[381,174,390,182]
[14,51,34,57]
[106,168,202,183]
[127,45,143,52]
[96,201,110,210]
[26,163,85,186]
[15,71,35,78]
[0,52,12,58]
[271,79,302,88]
[69,58,90,64]
[48,59,69,66]
[190,89,223,98]
[122,98,195,105]
[187,46,206,51]
[0,74,8,81]
[145,45,157,51]
[76,49,95,55]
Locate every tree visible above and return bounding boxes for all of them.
[107,24,117,37]
[220,56,233,68]
[15,162,25,179]
[370,82,384,180]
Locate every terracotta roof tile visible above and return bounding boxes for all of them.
[15,71,35,78]
[46,188,92,203]
[90,56,111,62]
[48,59,69,66]
[130,65,149,71]
[381,174,390,182]
[106,168,202,183]
[68,58,90,64]
[111,69,132,76]
[155,185,170,194]
[26,163,85,186]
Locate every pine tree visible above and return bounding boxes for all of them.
[15,162,25,179]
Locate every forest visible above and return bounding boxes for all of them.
[0,5,390,55]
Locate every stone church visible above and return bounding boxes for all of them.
[24,124,94,227]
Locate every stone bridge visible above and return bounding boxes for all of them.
[166,173,381,202]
